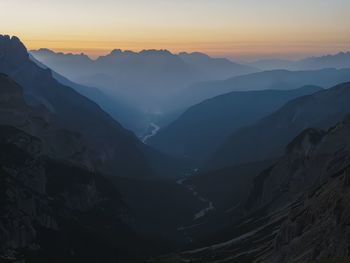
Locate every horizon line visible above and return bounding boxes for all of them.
[29,46,350,62]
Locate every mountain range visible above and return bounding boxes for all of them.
[29,54,146,133]
[3,34,350,263]
[157,111,350,263]
[179,68,350,107]
[30,48,257,116]
[0,35,176,179]
[250,51,350,70]
[0,34,212,262]
[208,81,350,170]
[148,85,322,162]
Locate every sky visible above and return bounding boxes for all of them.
[1,0,350,60]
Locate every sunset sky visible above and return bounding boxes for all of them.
[1,0,350,60]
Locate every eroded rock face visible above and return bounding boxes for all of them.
[0,125,136,263]
[267,167,350,263]
[0,127,53,257]
[0,73,91,169]
[155,116,350,263]
[246,119,350,214]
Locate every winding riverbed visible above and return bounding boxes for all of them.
[142,122,160,143]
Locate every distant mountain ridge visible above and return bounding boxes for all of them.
[208,81,350,170]
[250,51,350,70]
[149,85,322,162]
[158,115,350,263]
[30,48,258,116]
[29,53,146,133]
[179,68,350,107]
[0,34,152,178]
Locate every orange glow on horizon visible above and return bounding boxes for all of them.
[23,38,350,60]
[2,0,350,60]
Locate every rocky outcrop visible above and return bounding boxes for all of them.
[0,73,92,169]
[0,125,139,262]
[268,167,350,262]
[154,115,350,263]
[0,35,28,66]
[246,116,350,214]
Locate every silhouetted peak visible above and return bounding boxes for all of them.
[139,49,173,56]
[334,51,350,56]
[108,49,137,56]
[33,48,56,54]
[179,51,210,59]
[0,35,28,65]
[31,48,91,61]
[59,52,90,59]
[110,49,123,55]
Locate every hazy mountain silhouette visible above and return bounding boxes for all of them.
[249,58,297,70]
[208,81,350,170]
[0,64,205,262]
[30,48,257,116]
[30,54,146,133]
[298,51,350,69]
[148,86,322,162]
[0,35,152,177]
[251,51,350,70]
[178,51,256,79]
[3,33,350,263]
[180,68,350,107]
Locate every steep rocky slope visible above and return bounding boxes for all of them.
[0,125,149,262]
[0,71,206,261]
[209,81,350,170]
[154,115,350,263]
[149,86,321,162]
[0,35,152,178]
[30,54,146,134]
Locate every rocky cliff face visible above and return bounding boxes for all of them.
[260,116,350,262]
[0,72,93,169]
[246,116,350,213]
[0,124,144,263]
[268,166,350,263]
[154,115,350,263]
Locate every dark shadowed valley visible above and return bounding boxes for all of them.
[2,1,350,262]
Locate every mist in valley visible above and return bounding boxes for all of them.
[2,0,350,262]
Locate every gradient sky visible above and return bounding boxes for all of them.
[1,0,350,60]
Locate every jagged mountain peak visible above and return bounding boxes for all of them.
[178,51,210,58]
[106,48,174,57]
[0,35,154,178]
[35,48,56,54]
[0,34,28,65]
[30,48,92,61]
[139,49,173,56]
